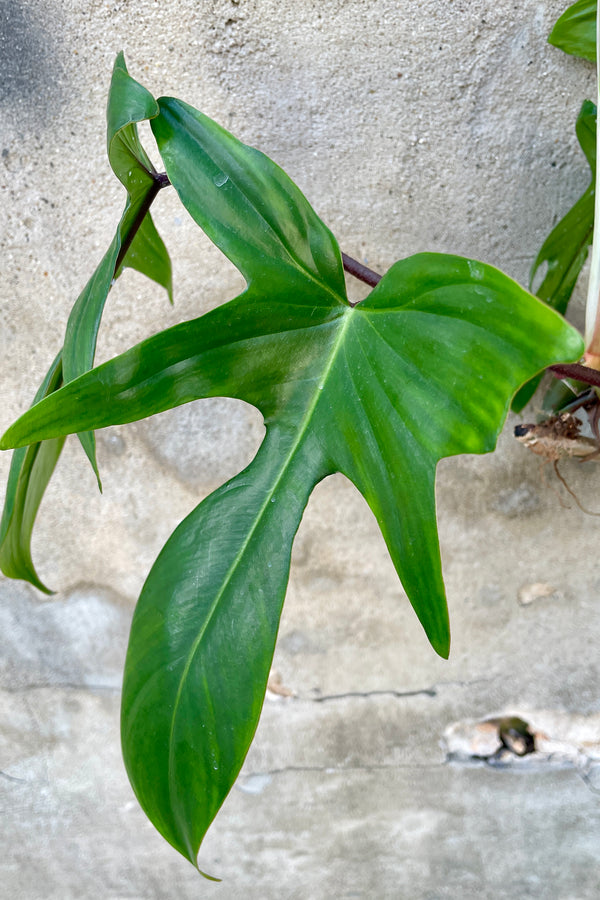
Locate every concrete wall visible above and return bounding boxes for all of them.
[2,1,600,897]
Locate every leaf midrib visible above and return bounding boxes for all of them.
[166,304,354,831]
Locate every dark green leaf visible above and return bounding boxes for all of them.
[513,100,595,412]
[0,353,64,592]
[549,0,596,62]
[541,373,589,412]
[1,99,584,867]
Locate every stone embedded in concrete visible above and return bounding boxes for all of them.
[517,581,561,607]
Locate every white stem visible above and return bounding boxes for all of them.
[584,2,600,350]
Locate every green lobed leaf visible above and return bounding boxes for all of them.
[549,0,596,62]
[0,97,584,867]
[513,100,595,412]
[0,352,64,592]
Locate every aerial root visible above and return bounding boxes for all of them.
[553,459,600,517]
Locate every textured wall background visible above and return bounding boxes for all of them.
[2,1,600,897]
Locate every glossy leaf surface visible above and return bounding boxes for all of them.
[513,100,595,411]
[0,98,584,866]
[549,0,596,61]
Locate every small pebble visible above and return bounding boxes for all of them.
[517,582,559,606]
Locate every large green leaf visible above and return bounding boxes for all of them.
[0,98,584,867]
[0,352,64,592]
[549,0,596,62]
[512,100,595,412]
[63,52,172,483]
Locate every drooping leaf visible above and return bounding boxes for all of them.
[0,352,64,592]
[549,0,596,62]
[63,52,172,483]
[0,98,584,867]
[0,54,173,589]
[513,100,595,412]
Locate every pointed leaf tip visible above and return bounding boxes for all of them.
[433,632,451,660]
[198,866,221,882]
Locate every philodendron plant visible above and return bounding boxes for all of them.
[0,55,585,874]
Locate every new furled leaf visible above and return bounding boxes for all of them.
[1,95,584,869]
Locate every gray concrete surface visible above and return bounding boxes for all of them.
[2,1,600,897]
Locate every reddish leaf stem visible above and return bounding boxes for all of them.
[341,252,382,287]
[113,171,171,275]
[549,363,600,388]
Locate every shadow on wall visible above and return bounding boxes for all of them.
[0,0,64,121]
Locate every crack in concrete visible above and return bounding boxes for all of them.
[242,761,442,779]
[311,687,437,702]
[444,752,600,797]
[2,676,494,701]
[304,677,494,704]
[579,769,600,795]
[443,711,600,797]
[2,676,495,706]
